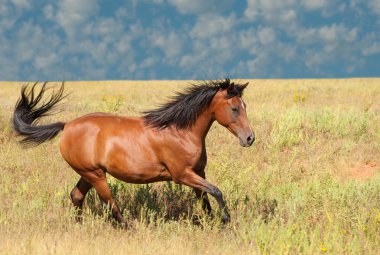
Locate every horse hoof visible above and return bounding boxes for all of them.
[120,221,133,230]
[221,213,230,224]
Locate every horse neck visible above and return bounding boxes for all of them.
[189,108,215,142]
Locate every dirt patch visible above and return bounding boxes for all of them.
[339,162,380,181]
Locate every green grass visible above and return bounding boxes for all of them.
[0,79,379,254]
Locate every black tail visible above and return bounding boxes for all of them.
[12,82,66,145]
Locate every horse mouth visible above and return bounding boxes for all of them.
[239,137,254,147]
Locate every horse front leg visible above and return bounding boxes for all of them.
[193,169,212,214]
[178,169,230,224]
[193,188,212,214]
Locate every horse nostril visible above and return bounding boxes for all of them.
[247,134,255,144]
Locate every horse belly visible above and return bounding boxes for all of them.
[103,141,172,184]
[107,164,172,184]
[106,159,172,184]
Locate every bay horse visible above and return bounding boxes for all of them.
[12,79,254,227]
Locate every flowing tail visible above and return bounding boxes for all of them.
[12,82,66,145]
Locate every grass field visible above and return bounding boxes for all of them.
[0,79,379,254]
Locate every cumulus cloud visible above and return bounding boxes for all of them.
[0,20,64,80]
[301,0,328,11]
[53,0,99,37]
[296,24,358,47]
[298,24,360,73]
[257,27,276,44]
[0,1,28,31]
[361,32,380,56]
[0,0,379,80]
[368,0,380,16]
[191,14,236,39]
[149,31,183,58]
[167,0,234,15]
[245,0,298,22]
[245,0,343,26]
[11,0,31,9]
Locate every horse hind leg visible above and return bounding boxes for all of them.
[82,169,128,228]
[70,177,92,222]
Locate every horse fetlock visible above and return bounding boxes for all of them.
[121,221,134,230]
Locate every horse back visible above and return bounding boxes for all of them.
[59,113,147,170]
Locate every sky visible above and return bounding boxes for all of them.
[0,0,379,81]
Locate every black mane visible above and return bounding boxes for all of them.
[143,79,247,129]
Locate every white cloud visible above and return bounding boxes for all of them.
[0,4,9,16]
[238,28,260,55]
[300,24,358,46]
[43,4,54,20]
[0,21,64,80]
[241,58,262,74]
[245,0,342,24]
[368,0,380,16]
[140,57,158,68]
[281,9,297,22]
[86,18,124,38]
[245,0,297,21]
[54,0,99,37]
[278,43,297,62]
[258,27,276,44]
[175,12,240,75]
[191,14,236,39]
[115,7,128,18]
[0,0,378,80]
[304,51,327,72]
[301,0,328,11]
[0,1,25,31]
[149,31,183,58]
[232,29,295,77]
[10,0,31,9]
[115,35,133,54]
[148,0,164,3]
[244,0,300,36]
[34,52,59,70]
[168,0,233,15]
[297,24,360,72]
[362,43,380,56]
[233,50,282,77]
[361,33,380,56]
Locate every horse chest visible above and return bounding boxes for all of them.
[195,146,207,170]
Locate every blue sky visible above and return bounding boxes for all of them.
[0,0,379,81]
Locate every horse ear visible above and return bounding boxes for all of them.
[241,82,249,90]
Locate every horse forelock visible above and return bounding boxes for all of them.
[217,78,247,98]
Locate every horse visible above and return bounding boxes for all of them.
[12,79,254,227]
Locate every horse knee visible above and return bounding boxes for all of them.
[70,188,85,207]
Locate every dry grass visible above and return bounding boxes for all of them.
[0,79,380,254]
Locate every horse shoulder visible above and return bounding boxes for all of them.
[148,128,207,181]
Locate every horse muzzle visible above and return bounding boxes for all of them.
[239,132,255,147]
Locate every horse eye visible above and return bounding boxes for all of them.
[231,107,239,112]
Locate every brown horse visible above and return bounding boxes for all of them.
[12,79,254,227]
